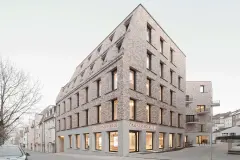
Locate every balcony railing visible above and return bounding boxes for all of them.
[196,108,210,115]
[186,118,200,124]
[211,100,220,106]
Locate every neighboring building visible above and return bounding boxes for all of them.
[28,120,35,151]
[232,109,240,126]
[224,115,233,128]
[56,4,186,156]
[185,81,220,145]
[22,127,29,149]
[43,105,56,153]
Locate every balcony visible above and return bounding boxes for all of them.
[186,118,200,124]
[186,95,193,104]
[196,108,210,115]
[211,100,220,107]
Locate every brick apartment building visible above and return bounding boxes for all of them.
[56,4,186,156]
[185,81,220,145]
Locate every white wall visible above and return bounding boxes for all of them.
[224,116,232,128]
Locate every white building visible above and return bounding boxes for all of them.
[224,115,233,128]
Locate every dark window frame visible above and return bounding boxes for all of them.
[170,48,174,63]
[160,85,163,101]
[69,97,72,110]
[69,115,72,129]
[146,104,151,123]
[159,108,163,124]
[76,92,80,107]
[160,61,164,78]
[86,109,88,126]
[178,114,181,128]
[97,79,101,97]
[170,90,173,106]
[85,87,89,103]
[112,99,118,121]
[170,111,173,126]
[146,52,152,70]
[97,105,101,123]
[76,113,79,127]
[160,37,164,53]
[146,78,151,96]
[170,70,173,84]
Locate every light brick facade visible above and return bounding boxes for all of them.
[56,4,186,156]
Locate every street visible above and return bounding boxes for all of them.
[26,144,240,160]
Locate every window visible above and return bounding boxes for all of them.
[76,134,80,149]
[186,115,195,122]
[159,85,163,101]
[97,106,101,123]
[69,97,72,110]
[116,39,123,53]
[170,48,174,63]
[95,133,102,150]
[159,133,164,149]
[112,69,118,90]
[76,113,79,127]
[109,33,114,42]
[169,134,173,148]
[129,131,139,152]
[112,99,118,120]
[177,134,181,147]
[63,118,66,130]
[147,24,152,43]
[178,114,181,127]
[200,85,204,93]
[159,108,163,124]
[160,38,164,53]
[63,101,66,113]
[69,116,72,129]
[170,70,173,84]
[84,133,89,149]
[58,120,60,130]
[58,105,60,115]
[109,131,118,152]
[97,80,101,97]
[101,52,107,62]
[90,63,94,70]
[160,61,164,78]
[200,124,204,132]
[146,78,151,96]
[125,18,131,31]
[129,69,136,90]
[85,87,88,103]
[170,111,173,126]
[196,105,206,113]
[146,132,153,150]
[146,104,151,123]
[170,90,173,106]
[76,92,79,107]
[178,76,181,89]
[129,99,135,120]
[86,109,88,126]
[88,55,92,61]
[97,45,102,52]
[146,53,151,70]
[68,135,72,148]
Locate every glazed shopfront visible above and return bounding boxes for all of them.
[57,120,185,156]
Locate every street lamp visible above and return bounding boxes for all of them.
[210,100,220,160]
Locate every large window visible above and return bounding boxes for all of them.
[170,70,173,84]
[109,131,118,152]
[146,53,151,70]
[146,104,151,123]
[129,131,139,152]
[97,80,101,97]
[85,87,88,103]
[177,134,181,147]
[95,133,102,150]
[170,111,173,126]
[84,133,89,149]
[112,99,118,120]
[170,48,174,63]
[146,132,153,150]
[200,85,205,93]
[76,92,79,107]
[68,135,72,148]
[160,61,164,78]
[159,85,163,101]
[69,116,72,129]
[130,69,136,90]
[170,90,173,106]
[159,108,163,124]
[97,105,101,123]
[146,78,151,96]
[76,134,80,149]
[76,113,79,127]
[160,38,164,53]
[112,70,118,90]
[147,25,152,43]
[69,97,72,110]
[129,99,135,120]
[186,115,195,122]
[196,105,206,113]
[169,134,173,148]
[159,133,164,149]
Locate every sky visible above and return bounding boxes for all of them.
[0,0,239,118]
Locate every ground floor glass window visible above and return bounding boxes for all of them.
[146,132,153,150]
[95,133,102,150]
[169,134,173,148]
[76,134,80,149]
[85,133,89,149]
[109,131,118,152]
[129,131,139,152]
[159,133,164,149]
[177,134,181,147]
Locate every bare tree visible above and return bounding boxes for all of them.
[0,57,42,145]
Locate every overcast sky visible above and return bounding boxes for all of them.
[0,0,239,117]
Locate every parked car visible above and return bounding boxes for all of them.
[0,145,30,160]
